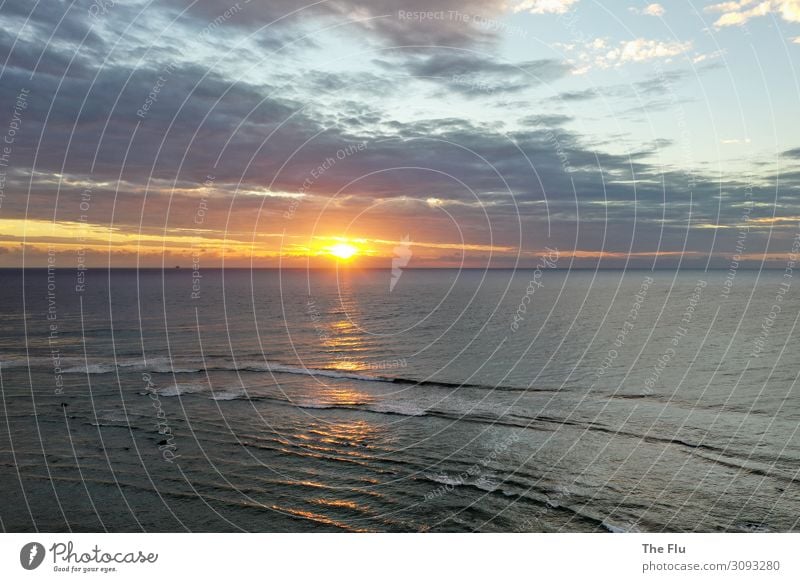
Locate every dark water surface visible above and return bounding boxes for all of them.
[1,268,798,532]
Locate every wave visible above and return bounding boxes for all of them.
[230,361,519,394]
[369,401,428,417]
[210,391,243,401]
[151,386,549,433]
[419,473,647,533]
[425,473,464,487]
[64,362,116,374]
[422,472,506,496]
[150,385,436,421]
[237,362,394,383]
[155,382,209,397]
[64,356,201,375]
[59,356,539,393]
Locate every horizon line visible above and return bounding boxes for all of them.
[0,267,788,271]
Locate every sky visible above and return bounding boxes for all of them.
[0,0,799,268]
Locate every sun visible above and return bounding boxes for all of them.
[328,242,358,260]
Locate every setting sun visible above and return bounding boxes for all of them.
[328,242,358,260]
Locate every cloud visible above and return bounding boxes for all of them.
[511,0,579,14]
[779,0,800,21]
[562,37,693,71]
[692,49,726,64]
[643,3,666,16]
[170,0,510,47]
[1,0,798,269]
[556,88,598,101]
[630,3,666,17]
[376,51,573,95]
[615,38,692,63]
[633,68,693,94]
[705,0,800,28]
[520,114,573,126]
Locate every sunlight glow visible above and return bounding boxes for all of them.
[328,242,358,260]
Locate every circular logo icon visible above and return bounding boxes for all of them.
[20,542,45,570]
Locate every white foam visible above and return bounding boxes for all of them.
[63,363,116,374]
[157,382,209,397]
[64,357,202,375]
[426,473,464,487]
[209,391,242,401]
[473,474,500,493]
[61,356,390,380]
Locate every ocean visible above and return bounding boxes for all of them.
[0,268,798,532]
